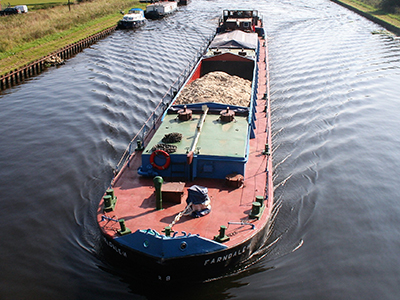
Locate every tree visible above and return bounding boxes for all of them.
[380,0,400,13]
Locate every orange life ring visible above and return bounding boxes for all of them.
[150,150,171,170]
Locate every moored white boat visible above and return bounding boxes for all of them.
[117,8,146,29]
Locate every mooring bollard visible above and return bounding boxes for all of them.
[153,176,164,210]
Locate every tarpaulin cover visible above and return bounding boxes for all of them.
[209,30,258,50]
[186,185,210,205]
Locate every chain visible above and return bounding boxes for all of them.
[169,203,192,228]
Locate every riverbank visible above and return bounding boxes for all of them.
[0,0,145,77]
[331,0,400,35]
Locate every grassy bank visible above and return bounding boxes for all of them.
[6,0,72,10]
[332,0,400,33]
[0,0,146,76]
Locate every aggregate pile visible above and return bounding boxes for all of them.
[174,71,252,107]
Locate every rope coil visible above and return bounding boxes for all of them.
[151,143,177,154]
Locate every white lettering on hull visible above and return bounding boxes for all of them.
[203,244,250,266]
[104,237,128,257]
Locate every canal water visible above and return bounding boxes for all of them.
[1,0,400,299]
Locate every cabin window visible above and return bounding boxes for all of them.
[243,22,250,28]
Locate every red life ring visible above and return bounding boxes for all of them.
[150,150,171,170]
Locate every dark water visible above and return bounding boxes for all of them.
[1,0,400,299]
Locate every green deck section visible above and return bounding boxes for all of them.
[144,112,249,158]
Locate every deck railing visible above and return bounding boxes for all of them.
[114,32,216,176]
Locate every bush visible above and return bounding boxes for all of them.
[381,0,400,13]
[360,0,382,7]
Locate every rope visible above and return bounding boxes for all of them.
[169,203,192,228]
[162,132,182,143]
[151,143,177,154]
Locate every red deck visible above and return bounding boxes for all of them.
[97,34,272,250]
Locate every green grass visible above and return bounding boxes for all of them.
[7,0,69,5]
[0,0,146,75]
[0,14,116,60]
[335,0,400,27]
[0,15,118,74]
[4,0,71,11]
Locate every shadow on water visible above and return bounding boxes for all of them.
[96,251,276,300]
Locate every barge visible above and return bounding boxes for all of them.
[97,9,273,283]
[145,1,178,19]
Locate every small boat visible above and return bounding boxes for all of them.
[117,8,146,29]
[145,1,177,19]
[97,9,273,283]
